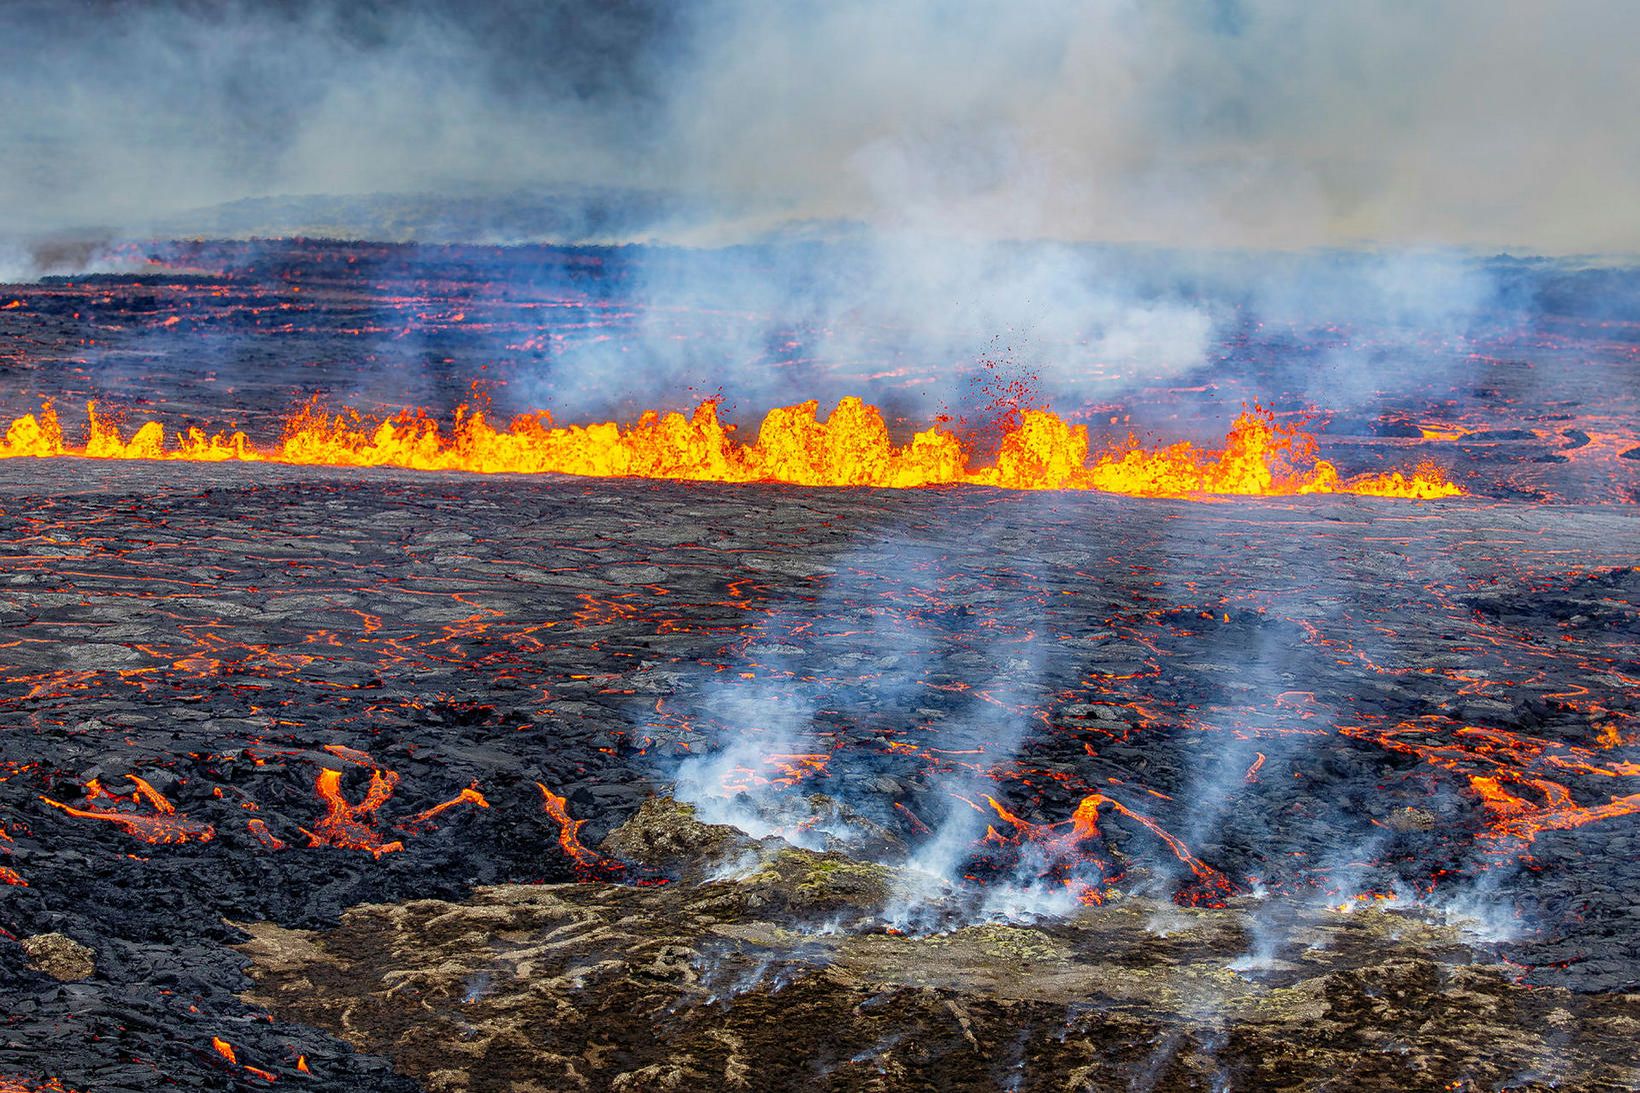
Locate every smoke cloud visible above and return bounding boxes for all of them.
[515,237,1215,419]
[3,0,1637,253]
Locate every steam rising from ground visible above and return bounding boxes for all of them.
[652,527,1082,920]
[647,486,1559,943]
[506,241,1527,426]
[522,238,1215,417]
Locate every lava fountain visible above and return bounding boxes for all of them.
[0,396,1461,499]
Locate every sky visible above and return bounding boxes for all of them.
[2,0,1637,253]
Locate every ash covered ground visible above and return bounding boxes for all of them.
[0,242,1638,1091]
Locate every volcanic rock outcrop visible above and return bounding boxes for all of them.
[235,798,1640,1093]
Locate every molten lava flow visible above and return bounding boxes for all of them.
[0,1078,82,1093]
[1468,774,1640,845]
[38,776,214,845]
[401,785,490,830]
[0,397,1462,500]
[1068,793,1238,906]
[535,783,624,879]
[720,753,831,794]
[290,747,488,854]
[301,767,404,858]
[246,818,287,850]
[1342,717,1640,851]
[0,824,23,886]
[977,790,1236,907]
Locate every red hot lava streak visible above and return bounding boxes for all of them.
[38,776,214,845]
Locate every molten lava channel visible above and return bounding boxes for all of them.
[0,396,1462,499]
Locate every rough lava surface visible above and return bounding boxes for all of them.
[1,243,1638,1090]
[236,797,1640,1092]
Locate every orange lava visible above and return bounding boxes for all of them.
[536,783,624,879]
[0,824,23,887]
[0,1078,82,1093]
[978,790,1235,907]
[39,775,214,845]
[246,817,287,850]
[404,785,490,828]
[1342,717,1640,851]
[0,397,1462,499]
[721,752,831,794]
[301,767,404,858]
[1469,774,1640,845]
[248,748,490,856]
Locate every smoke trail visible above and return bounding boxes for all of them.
[645,518,1079,918]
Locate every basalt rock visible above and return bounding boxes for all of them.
[1386,806,1437,833]
[598,795,900,921]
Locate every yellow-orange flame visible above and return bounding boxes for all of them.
[0,397,1463,499]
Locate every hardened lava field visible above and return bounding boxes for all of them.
[1,460,1638,1089]
[0,242,1637,1091]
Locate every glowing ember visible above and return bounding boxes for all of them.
[38,776,214,845]
[0,397,1462,499]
